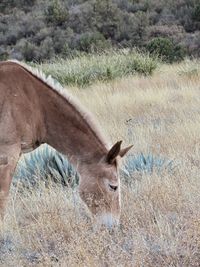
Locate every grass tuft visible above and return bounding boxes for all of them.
[37,50,157,87]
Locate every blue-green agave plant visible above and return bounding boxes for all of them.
[121,152,175,184]
[14,144,79,189]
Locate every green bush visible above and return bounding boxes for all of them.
[147,37,185,63]
[37,49,157,87]
[75,32,111,53]
[0,48,8,61]
[193,3,200,22]
[22,41,40,62]
[45,0,68,26]
[173,44,186,63]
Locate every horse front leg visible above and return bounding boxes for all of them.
[0,158,12,218]
[0,145,21,219]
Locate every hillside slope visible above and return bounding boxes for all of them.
[0,0,200,61]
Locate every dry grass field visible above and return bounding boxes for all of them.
[1,59,200,266]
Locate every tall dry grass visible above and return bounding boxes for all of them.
[1,59,200,266]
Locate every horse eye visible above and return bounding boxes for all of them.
[109,184,118,191]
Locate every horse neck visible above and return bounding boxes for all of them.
[40,85,108,168]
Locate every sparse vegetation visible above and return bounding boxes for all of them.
[1,59,200,266]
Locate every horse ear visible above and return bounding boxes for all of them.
[119,145,133,158]
[106,141,122,164]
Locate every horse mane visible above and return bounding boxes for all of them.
[8,60,110,152]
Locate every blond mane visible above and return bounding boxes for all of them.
[8,60,110,151]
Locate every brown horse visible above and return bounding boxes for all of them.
[0,61,132,227]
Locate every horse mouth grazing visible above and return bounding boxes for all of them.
[96,213,119,228]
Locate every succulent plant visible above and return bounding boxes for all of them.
[14,144,79,190]
[121,153,175,184]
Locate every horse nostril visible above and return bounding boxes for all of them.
[109,184,118,191]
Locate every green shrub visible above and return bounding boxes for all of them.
[75,32,111,53]
[44,0,68,26]
[147,37,185,63]
[173,44,186,63]
[193,3,200,22]
[22,41,40,62]
[40,37,55,60]
[37,49,157,87]
[0,48,8,61]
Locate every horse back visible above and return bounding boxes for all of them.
[0,61,46,151]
